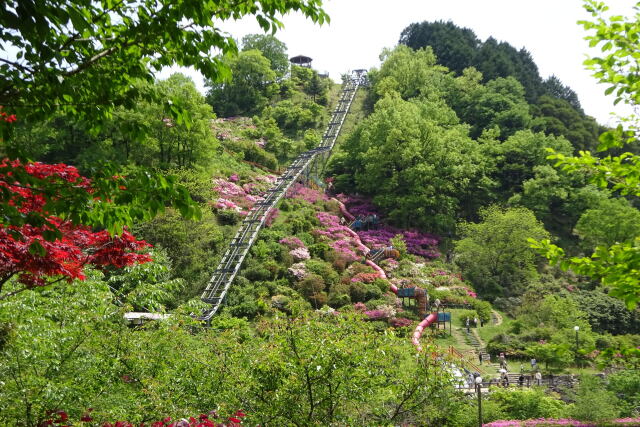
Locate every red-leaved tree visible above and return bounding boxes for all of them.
[0,158,151,300]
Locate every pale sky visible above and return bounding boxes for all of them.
[160,0,636,125]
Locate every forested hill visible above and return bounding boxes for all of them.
[3,0,640,425]
[399,20,606,152]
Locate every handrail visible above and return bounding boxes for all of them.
[199,71,365,323]
[449,346,485,374]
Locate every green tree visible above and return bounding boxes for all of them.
[571,375,620,422]
[455,206,550,299]
[338,91,491,232]
[574,198,640,251]
[399,20,480,75]
[369,45,452,102]
[0,0,328,249]
[490,130,573,198]
[531,94,602,151]
[0,0,327,125]
[206,50,278,117]
[533,1,640,309]
[241,34,289,78]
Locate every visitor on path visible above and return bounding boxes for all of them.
[500,371,509,387]
[518,373,525,387]
[478,353,483,365]
[534,371,542,386]
[371,213,379,229]
[480,317,484,327]
[352,217,363,231]
[499,352,506,369]
[466,317,470,333]
[531,357,537,370]
[473,316,478,328]
[364,214,374,230]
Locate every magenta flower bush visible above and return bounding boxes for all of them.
[364,309,388,320]
[289,247,311,261]
[287,183,328,204]
[358,227,440,258]
[330,240,360,262]
[265,207,279,226]
[389,317,413,328]
[350,272,380,284]
[316,212,341,228]
[482,418,640,426]
[279,236,306,249]
[213,178,246,197]
[212,176,273,216]
[353,302,367,311]
[334,193,441,258]
[336,193,378,216]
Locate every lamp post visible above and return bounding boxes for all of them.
[574,325,580,365]
[475,375,483,427]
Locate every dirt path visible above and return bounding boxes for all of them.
[491,310,503,326]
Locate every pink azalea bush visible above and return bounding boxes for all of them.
[353,302,367,311]
[335,193,441,258]
[288,183,328,204]
[288,262,308,281]
[364,306,398,321]
[364,309,389,320]
[279,236,306,249]
[213,174,279,217]
[389,317,413,328]
[350,272,381,284]
[265,207,279,226]
[289,247,311,261]
[483,419,640,426]
[330,240,360,262]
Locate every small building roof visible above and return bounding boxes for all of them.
[290,55,313,65]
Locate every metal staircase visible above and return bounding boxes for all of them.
[200,71,366,323]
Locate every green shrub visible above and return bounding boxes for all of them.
[309,242,331,260]
[472,300,492,324]
[244,265,273,282]
[298,274,326,299]
[364,283,383,301]
[328,293,351,308]
[305,259,339,286]
[217,209,241,225]
[488,388,568,420]
[350,282,367,302]
[458,309,478,327]
[571,375,620,422]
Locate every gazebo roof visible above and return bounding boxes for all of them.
[290,54,312,65]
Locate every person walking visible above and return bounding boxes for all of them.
[478,352,483,365]
[531,357,537,370]
[466,317,470,333]
[518,373,525,387]
[534,371,542,386]
[473,316,478,328]
[499,352,506,369]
